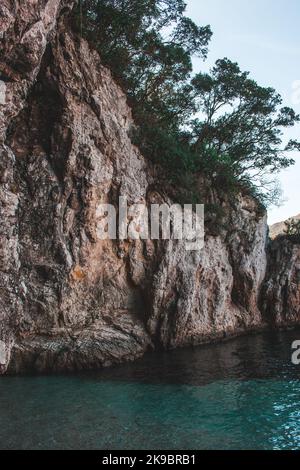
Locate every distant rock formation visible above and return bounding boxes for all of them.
[269,214,300,239]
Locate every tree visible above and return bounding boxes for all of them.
[74,1,211,129]
[73,5,300,208]
[190,58,300,198]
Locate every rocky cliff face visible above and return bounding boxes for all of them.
[261,238,300,327]
[0,1,299,374]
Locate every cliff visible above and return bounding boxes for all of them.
[0,1,299,374]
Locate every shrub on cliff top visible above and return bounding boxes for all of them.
[284,219,300,244]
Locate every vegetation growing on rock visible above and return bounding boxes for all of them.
[284,219,300,244]
[73,0,300,207]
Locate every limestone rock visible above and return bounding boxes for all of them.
[261,238,300,326]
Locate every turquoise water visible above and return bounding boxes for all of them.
[0,330,300,450]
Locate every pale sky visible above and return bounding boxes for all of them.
[186,0,300,224]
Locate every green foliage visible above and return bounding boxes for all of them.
[194,146,239,195]
[73,2,300,208]
[284,219,300,243]
[191,58,300,193]
[204,203,228,236]
[74,0,210,130]
[132,124,195,172]
[131,124,199,202]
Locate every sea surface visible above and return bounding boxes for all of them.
[0,330,300,450]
